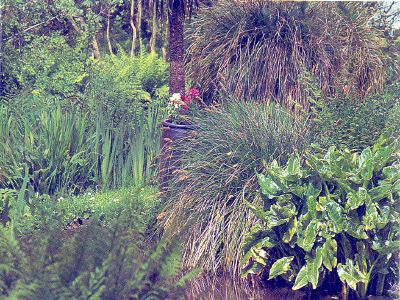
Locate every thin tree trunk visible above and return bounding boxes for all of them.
[150,0,158,52]
[106,8,113,54]
[130,0,137,57]
[137,0,143,49]
[168,0,185,95]
[93,35,101,59]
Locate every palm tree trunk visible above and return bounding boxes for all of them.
[168,0,185,95]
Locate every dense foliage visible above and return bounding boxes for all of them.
[241,130,400,299]
[310,82,400,153]
[0,187,199,300]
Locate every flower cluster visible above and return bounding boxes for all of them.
[167,88,202,125]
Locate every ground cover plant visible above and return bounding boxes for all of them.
[0,185,200,300]
[158,98,310,273]
[240,130,400,299]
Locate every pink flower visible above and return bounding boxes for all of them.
[188,89,200,99]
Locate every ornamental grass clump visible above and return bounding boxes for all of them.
[185,1,396,106]
[158,98,310,273]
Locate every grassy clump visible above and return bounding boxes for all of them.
[185,1,395,105]
[159,98,310,273]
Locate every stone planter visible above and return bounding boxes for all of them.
[158,119,199,197]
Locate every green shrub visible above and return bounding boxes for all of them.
[159,99,310,272]
[310,82,400,153]
[241,130,400,299]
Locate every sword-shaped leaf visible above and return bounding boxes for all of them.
[282,217,297,243]
[293,265,308,290]
[321,238,337,271]
[306,247,323,289]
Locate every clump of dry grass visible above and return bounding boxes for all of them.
[185,1,396,108]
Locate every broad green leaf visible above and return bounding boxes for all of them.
[287,151,301,175]
[362,193,378,230]
[382,164,400,182]
[251,248,269,265]
[245,201,268,222]
[340,233,353,259]
[305,151,323,173]
[306,181,322,219]
[293,265,308,290]
[336,178,353,194]
[372,143,396,172]
[368,185,392,202]
[394,179,400,192]
[266,169,288,193]
[306,247,323,289]
[268,256,294,280]
[346,187,367,211]
[241,261,265,277]
[257,172,281,199]
[359,148,373,180]
[319,197,344,233]
[355,241,367,274]
[345,216,368,239]
[282,217,297,243]
[372,239,400,256]
[298,220,318,252]
[337,259,367,291]
[241,222,270,255]
[321,238,337,272]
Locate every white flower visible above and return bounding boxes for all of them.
[91,209,95,213]
[385,241,390,246]
[114,198,119,203]
[88,192,92,196]
[90,197,95,201]
[57,197,64,201]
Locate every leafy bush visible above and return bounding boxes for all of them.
[241,130,400,299]
[310,82,400,153]
[185,1,395,105]
[158,99,310,273]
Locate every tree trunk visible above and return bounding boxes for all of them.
[130,0,137,57]
[150,0,158,53]
[168,0,185,95]
[137,0,143,49]
[106,8,113,54]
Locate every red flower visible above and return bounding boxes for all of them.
[188,88,200,99]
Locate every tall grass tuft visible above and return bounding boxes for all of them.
[158,98,310,273]
[185,1,396,106]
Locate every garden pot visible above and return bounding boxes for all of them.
[158,119,199,198]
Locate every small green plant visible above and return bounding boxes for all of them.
[241,130,400,299]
